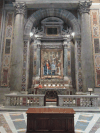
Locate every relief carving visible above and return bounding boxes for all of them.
[78,1,92,14]
[13,2,26,15]
[41,45,62,49]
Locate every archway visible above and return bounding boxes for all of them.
[24,8,80,38]
[24,8,81,93]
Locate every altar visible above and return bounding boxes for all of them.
[26,108,75,133]
[37,88,73,95]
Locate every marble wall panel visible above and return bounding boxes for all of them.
[1,12,14,87]
[96,68,100,87]
[93,27,99,37]
[95,55,100,67]
[2,69,8,85]
[92,11,98,26]
[0,0,3,30]
[3,55,10,67]
[21,40,29,91]
[92,12,98,25]
[94,38,100,53]
[76,40,83,92]
[91,10,100,87]
[5,39,11,54]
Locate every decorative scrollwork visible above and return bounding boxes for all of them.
[61,27,73,42]
[62,27,72,35]
[32,27,39,34]
[31,27,43,40]
[78,1,92,14]
[33,27,43,35]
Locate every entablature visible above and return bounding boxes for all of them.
[15,0,90,10]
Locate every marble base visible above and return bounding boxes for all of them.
[37,88,72,95]
[0,87,10,105]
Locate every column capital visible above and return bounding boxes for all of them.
[13,2,26,16]
[78,1,92,14]
[63,41,68,48]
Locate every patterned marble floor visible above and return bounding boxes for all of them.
[0,112,100,133]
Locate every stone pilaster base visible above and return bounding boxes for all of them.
[20,91,28,94]
[75,91,87,95]
[0,87,10,105]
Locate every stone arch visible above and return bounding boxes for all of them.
[24,8,80,38]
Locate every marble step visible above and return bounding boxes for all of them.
[46,102,57,106]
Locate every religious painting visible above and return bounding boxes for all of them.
[41,49,63,78]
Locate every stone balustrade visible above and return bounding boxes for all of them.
[5,94,45,106]
[5,93,99,107]
[58,95,99,107]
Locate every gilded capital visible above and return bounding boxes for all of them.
[78,1,92,14]
[13,2,26,15]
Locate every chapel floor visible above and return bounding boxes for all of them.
[0,104,100,133]
[0,111,100,133]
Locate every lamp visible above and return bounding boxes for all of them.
[71,32,75,37]
[88,88,93,95]
[30,32,33,37]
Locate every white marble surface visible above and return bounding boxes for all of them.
[0,112,100,133]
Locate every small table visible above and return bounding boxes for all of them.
[26,108,75,133]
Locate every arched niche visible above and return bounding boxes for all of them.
[24,9,81,93]
[24,8,81,39]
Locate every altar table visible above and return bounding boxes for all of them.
[26,108,75,133]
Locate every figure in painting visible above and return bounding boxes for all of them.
[43,50,62,76]
[56,60,61,75]
[44,60,51,75]
[51,61,56,75]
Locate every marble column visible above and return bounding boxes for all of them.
[36,41,41,77]
[10,2,26,92]
[0,3,5,86]
[63,41,68,77]
[78,1,94,92]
